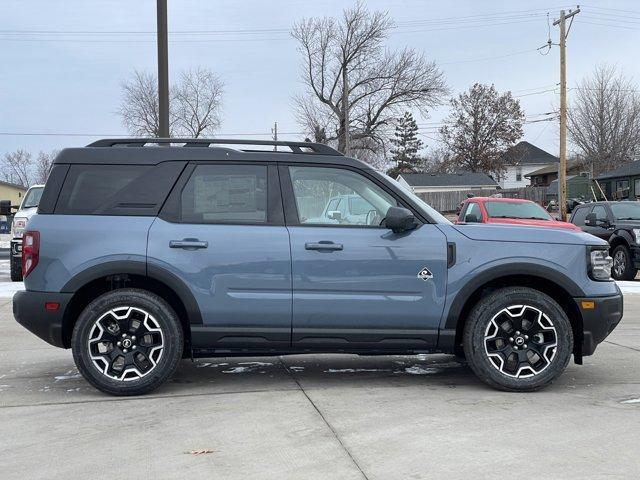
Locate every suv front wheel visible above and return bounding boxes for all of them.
[72,288,183,396]
[463,287,573,392]
[611,245,637,281]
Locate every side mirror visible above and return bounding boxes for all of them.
[585,212,596,226]
[327,210,342,221]
[385,206,417,234]
[465,213,479,223]
[0,200,11,216]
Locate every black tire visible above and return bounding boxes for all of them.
[463,287,573,392]
[10,256,22,282]
[72,288,183,396]
[611,245,637,281]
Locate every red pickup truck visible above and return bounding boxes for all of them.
[457,197,582,231]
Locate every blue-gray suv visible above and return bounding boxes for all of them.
[13,138,623,395]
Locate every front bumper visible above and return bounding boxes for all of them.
[13,290,73,348]
[575,290,623,356]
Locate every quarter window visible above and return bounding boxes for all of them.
[288,166,397,226]
[180,164,268,223]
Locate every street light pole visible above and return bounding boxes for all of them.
[157,0,170,138]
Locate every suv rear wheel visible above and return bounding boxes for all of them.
[611,245,637,281]
[463,287,573,392]
[71,288,183,396]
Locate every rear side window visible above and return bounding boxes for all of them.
[180,164,267,223]
[55,162,184,215]
[571,206,589,226]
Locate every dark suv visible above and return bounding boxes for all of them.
[13,138,622,396]
[570,201,640,280]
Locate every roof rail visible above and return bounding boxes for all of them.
[86,138,343,156]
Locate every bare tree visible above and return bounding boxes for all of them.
[439,83,525,176]
[174,68,224,137]
[1,149,56,186]
[33,151,57,184]
[292,2,448,161]
[119,68,223,138]
[569,65,640,175]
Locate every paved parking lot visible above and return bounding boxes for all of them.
[1,290,639,479]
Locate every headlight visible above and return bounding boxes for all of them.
[11,217,28,238]
[633,228,640,241]
[588,247,613,281]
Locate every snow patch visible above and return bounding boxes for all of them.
[326,368,390,373]
[403,366,442,375]
[620,397,640,404]
[616,281,640,295]
[0,282,24,298]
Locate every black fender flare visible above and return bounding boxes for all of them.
[443,262,585,331]
[609,230,633,250]
[61,260,203,325]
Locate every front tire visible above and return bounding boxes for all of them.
[463,287,573,392]
[611,245,637,281]
[72,288,183,396]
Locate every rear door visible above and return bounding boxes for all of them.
[147,162,291,350]
[281,164,448,351]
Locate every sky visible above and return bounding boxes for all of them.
[2,0,640,160]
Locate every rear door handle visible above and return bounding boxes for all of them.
[169,239,209,249]
[305,241,343,251]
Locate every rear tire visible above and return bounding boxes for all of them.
[72,288,183,396]
[611,245,637,281]
[463,287,573,392]
[10,256,22,282]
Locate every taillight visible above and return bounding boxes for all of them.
[22,231,40,278]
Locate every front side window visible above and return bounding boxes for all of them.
[289,166,397,226]
[592,205,608,221]
[21,186,44,209]
[181,164,267,223]
[571,206,589,226]
[464,202,482,222]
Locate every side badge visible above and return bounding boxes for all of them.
[418,267,433,281]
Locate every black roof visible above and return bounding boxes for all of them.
[502,141,559,166]
[596,161,640,180]
[398,171,497,187]
[53,138,365,167]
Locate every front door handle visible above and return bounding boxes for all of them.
[169,239,209,250]
[305,241,343,251]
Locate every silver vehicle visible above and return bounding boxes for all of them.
[10,184,44,281]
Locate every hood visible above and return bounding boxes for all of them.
[15,206,38,220]
[451,223,606,246]
[486,217,581,231]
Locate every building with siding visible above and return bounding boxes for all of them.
[498,141,559,189]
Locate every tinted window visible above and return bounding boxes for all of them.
[571,206,589,226]
[57,165,149,214]
[592,205,608,221]
[55,163,184,215]
[484,201,551,220]
[180,164,267,223]
[609,202,640,220]
[289,166,397,226]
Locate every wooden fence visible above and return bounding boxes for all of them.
[417,186,549,213]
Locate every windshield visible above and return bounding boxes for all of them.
[21,186,44,209]
[610,202,640,220]
[485,201,552,221]
[379,172,451,224]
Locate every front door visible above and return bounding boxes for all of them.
[584,204,613,241]
[147,163,291,350]
[282,165,448,351]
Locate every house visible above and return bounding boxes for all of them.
[524,161,584,187]
[595,161,640,200]
[498,141,559,189]
[396,172,498,194]
[0,180,28,207]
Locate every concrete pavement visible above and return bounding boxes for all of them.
[1,295,639,479]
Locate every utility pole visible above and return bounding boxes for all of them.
[272,121,278,151]
[342,69,350,156]
[157,0,170,138]
[553,6,580,221]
